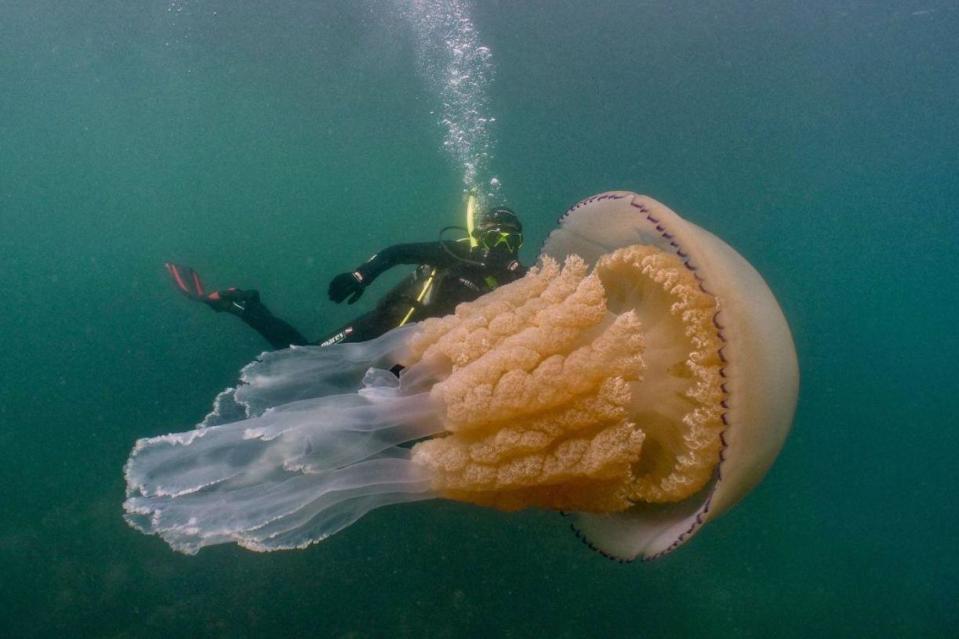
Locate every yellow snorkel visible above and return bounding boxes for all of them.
[465,190,479,249]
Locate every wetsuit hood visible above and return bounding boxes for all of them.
[478,207,522,233]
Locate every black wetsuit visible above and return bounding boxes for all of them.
[234,240,526,349]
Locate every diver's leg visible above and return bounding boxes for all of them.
[315,307,400,347]
[225,291,309,349]
[165,263,308,349]
[314,312,375,347]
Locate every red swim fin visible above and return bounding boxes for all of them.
[165,262,206,301]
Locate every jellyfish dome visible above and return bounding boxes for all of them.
[124,192,798,561]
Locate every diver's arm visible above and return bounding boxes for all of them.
[329,242,464,304]
[354,242,463,281]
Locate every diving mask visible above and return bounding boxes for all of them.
[477,226,523,253]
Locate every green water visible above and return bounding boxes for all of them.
[2,1,956,637]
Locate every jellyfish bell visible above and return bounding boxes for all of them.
[123,192,797,561]
[539,192,799,559]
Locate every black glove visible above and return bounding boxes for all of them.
[328,271,366,304]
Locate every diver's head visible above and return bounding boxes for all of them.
[473,207,523,259]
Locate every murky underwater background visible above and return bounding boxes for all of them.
[2,1,957,637]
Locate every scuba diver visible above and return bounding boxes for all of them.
[165,203,527,350]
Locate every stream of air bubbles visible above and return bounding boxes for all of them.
[398,0,502,202]
[165,1,502,201]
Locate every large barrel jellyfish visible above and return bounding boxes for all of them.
[124,192,798,561]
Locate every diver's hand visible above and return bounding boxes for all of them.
[329,271,366,304]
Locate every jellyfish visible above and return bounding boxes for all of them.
[123,192,798,561]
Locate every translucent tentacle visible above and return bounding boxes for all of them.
[203,324,419,425]
[125,453,433,554]
[123,327,443,554]
[124,389,440,500]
